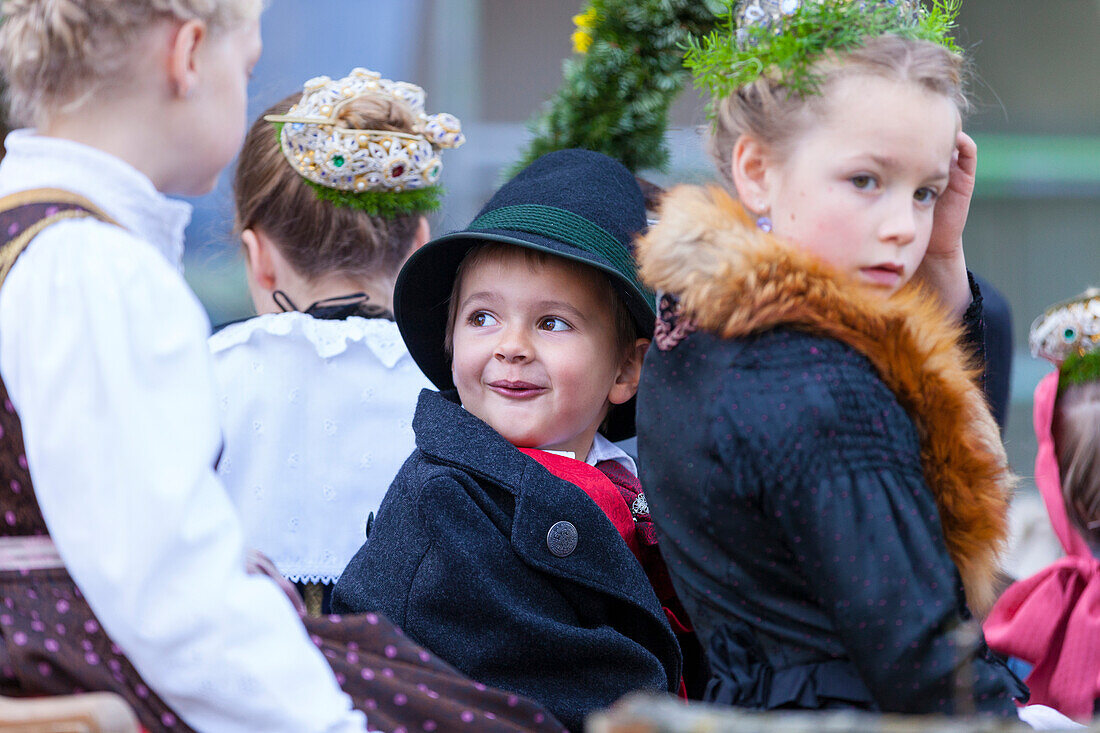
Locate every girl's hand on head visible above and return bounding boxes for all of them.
[928,130,976,260]
[914,130,976,319]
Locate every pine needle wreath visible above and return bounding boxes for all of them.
[513,0,727,175]
[685,0,961,105]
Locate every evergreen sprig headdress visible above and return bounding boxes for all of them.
[685,0,962,107]
[265,68,465,217]
[1030,289,1100,390]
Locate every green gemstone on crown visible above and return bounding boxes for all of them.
[333,155,346,168]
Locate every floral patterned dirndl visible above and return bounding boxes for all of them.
[0,194,565,733]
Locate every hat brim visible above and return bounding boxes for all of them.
[394,228,653,442]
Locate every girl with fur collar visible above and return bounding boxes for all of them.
[635,0,1030,718]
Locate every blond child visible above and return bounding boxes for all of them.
[210,69,458,611]
[635,0,1027,716]
[0,2,378,731]
[333,149,687,731]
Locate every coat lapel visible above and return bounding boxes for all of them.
[412,390,674,627]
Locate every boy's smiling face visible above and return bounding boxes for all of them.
[451,248,641,460]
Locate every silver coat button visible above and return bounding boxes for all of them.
[547,521,578,558]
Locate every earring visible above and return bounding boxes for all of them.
[755,215,773,233]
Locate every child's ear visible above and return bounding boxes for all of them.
[167,19,207,99]
[731,133,773,216]
[241,228,277,292]
[608,338,650,406]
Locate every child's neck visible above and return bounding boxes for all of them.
[42,101,180,195]
[256,272,395,316]
[518,434,597,465]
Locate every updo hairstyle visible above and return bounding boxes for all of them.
[1053,381,1100,545]
[233,93,423,284]
[707,34,969,189]
[0,0,262,126]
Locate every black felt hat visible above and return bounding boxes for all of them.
[393,148,655,441]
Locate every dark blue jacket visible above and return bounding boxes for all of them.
[333,389,681,732]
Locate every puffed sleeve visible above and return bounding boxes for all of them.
[0,220,366,733]
[741,357,1020,714]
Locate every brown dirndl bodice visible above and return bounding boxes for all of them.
[0,191,199,731]
[0,190,565,733]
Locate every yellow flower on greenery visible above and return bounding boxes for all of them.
[571,7,598,54]
[573,8,598,28]
[572,28,593,53]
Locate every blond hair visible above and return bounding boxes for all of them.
[1053,381,1100,544]
[0,0,262,125]
[708,34,968,188]
[233,92,422,283]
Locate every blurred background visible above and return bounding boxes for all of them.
[1,0,1096,572]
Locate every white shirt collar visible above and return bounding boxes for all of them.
[585,432,638,476]
[0,130,192,271]
[506,433,638,476]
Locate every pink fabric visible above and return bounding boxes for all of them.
[983,371,1100,721]
[1033,372,1089,558]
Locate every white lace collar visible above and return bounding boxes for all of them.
[210,311,412,367]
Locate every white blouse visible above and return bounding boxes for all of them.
[0,131,366,733]
[210,312,430,584]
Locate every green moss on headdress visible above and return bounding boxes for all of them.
[685,0,962,110]
[1060,350,1100,391]
[303,180,442,218]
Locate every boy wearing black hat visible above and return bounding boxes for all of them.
[332,150,683,731]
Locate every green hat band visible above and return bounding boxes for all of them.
[469,204,653,304]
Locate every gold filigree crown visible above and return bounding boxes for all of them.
[265,68,464,207]
[1030,288,1100,365]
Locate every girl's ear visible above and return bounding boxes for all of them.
[242,228,286,316]
[731,133,773,216]
[608,338,650,406]
[242,228,277,291]
[167,19,207,99]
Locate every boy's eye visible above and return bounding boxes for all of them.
[538,317,571,332]
[468,311,498,327]
[850,174,877,191]
[914,187,938,204]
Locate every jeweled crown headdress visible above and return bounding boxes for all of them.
[1031,289,1100,388]
[685,0,961,106]
[264,68,465,217]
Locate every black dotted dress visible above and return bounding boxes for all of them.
[637,300,1027,716]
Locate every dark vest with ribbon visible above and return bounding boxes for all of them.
[0,190,115,538]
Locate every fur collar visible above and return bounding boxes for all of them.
[637,185,1015,616]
